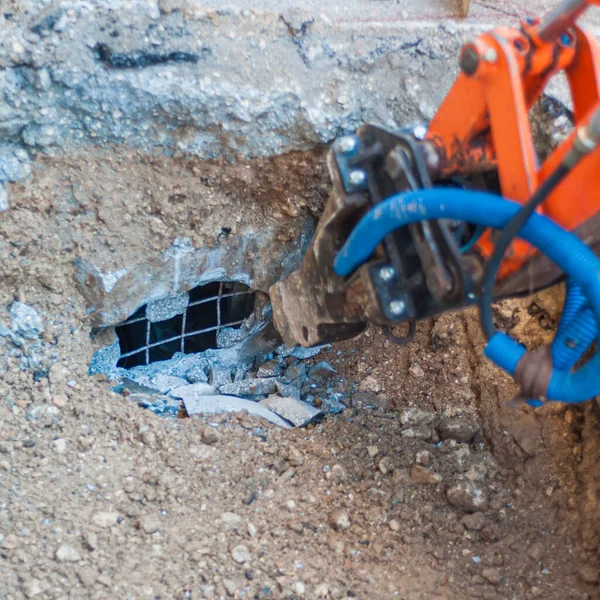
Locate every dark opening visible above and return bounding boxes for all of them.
[115,282,255,368]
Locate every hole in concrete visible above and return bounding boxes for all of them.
[115,282,255,368]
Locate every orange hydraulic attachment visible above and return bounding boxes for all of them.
[425,0,600,279]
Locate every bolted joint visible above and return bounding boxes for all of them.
[460,45,480,75]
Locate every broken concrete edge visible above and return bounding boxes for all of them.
[0,1,582,170]
[78,217,315,328]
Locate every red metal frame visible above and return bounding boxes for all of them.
[425,4,600,279]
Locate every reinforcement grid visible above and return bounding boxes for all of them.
[117,282,254,366]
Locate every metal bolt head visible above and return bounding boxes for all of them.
[389,300,405,316]
[348,169,367,186]
[483,48,498,63]
[339,136,357,153]
[379,266,396,281]
[412,124,428,141]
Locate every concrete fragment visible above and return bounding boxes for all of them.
[146,292,188,322]
[308,361,336,379]
[180,394,290,428]
[10,302,43,339]
[275,379,303,401]
[260,395,322,427]
[257,359,282,378]
[0,143,31,182]
[446,482,488,513]
[208,366,233,389]
[282,362,307,383]
[220,377,277,399]
[438,417,480,443]
[186,365,208,383]
[169,382,215,398]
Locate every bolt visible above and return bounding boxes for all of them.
[389,300,405,316]
[379,266,396,281]
[348,169,367,186]
[412,124,427,141]
[483,48,498,63]
[339,136,357,153]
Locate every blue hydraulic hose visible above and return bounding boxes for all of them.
[334,188,600,403]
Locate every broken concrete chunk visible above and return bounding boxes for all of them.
[437,417,480,443]
[220,377,277,399]
[180,394,290,428]
[208,366,233,390]
[146,292,188,322]
[260,395,322,427]
[275,379,303,401]
[10,302,43,339]
[281,362,307,383]
[185,365,208,384]
[308,361,337,379]
[257,359,282,378]
[0,143,31,182]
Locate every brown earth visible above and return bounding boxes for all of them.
[1,147,600,600]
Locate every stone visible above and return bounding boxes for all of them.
[410,465,442,485]
[10,302,43,339]
[282,362,306,383]
[378,456,394,475]
[409,364,425,378]
[578,565,600,585]
[461,512,486,531]
[21,579,44,598]
[260,395,322,427]
[308,361,336,379]
[53,438,67,454]
[52,393,68,408]
[367,445,379,457]
[257,360,282,378]
[77,567,97,586]
[275,379,303,401]
[438,417,480,443]
[328,510,351,531]
[170,382,215,398]
[208,366,233,389]
[328,464,347,483]
[389,519,400,532]
[223,579,238,596]
[92,511,120,528]
[401,426,435,441]
[202,425,221,445]
[399,407,436,428]
[0,143,31,182]
[231,544,251,564]
[138,514,161,534]
[481,568,501,585]
[56,545,81,562]
[527,541,546,562]
[220,512,243,527]
[83,531,98,550]
[446,482,488,513]
[359,375,381,393]
[416,450,433,467]
[0,184,8,212]
[180,394,290,427]
[27,405,61,428]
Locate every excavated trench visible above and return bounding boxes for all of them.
[2,2,600,597]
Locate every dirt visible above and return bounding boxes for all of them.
[1,147,600,600]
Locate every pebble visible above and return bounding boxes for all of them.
[138,514,161,534]
[10,302,43,339]
[409,364,425,378]
[388,519,400,532]
[461,512,486,531]
[308,361,336,379]
[21,579,43,598]
[92,511,120,528]
[359,375,381,393]
[367,445,379,458]
[578,565,600,585]
[410,465,442,485]
[53,438,67,454]
[52,393,68,408]
[223,579,238,596]
[481,568,501,585]
[416,450,433,467]
[527,541,546,562]
[257,360,282,378]
[260,395,322,427]
[378,456,394,474]
[77,567,97,586]
[186,365,208,384]
[231,544,252,564]
[438,417,480,443]
[446,482,488,513]
[83,531,98,550]
[328,464,347,483]
[282,363,306,383]
[55,545,81,562]
[202,425,221,445]
[399,407,436,428]
[328,510,351,531]
[286,446,304,467]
